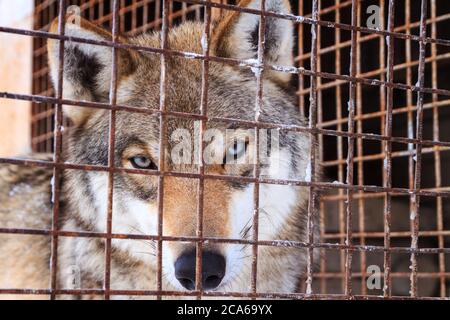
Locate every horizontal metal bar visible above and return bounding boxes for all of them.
[1,26,450,98]
[0,156,449,198]
[1,91,450,148]
[0,288,448,300]
[0,226,449,254]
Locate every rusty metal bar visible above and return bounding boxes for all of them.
[305,0,319,296]
[382,0,395,298]
[1,155,449,199]
[409,0,428,298]
[49,0,66,300]
[194,0,212,297]
[0,0,447,300]
[103,0,119,301]
[430,0,446,298]
[335,0,346,294]
[156,0,170,300]
[297,0,305,117]
[2,227,450,255]
[3,92,450,150]
[316,0,327,295]
[344,0,358,298]
[249,0,266,296]
[323,229,450,240]
[354,1,366,296]
[0,287,449,300]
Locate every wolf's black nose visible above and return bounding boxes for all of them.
[174,250,226,291]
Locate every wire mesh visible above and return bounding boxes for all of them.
[0,0,448,299]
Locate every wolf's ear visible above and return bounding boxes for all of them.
[47,16,137,125]
[212,0,294,83]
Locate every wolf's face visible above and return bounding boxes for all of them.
[48,0,314,293]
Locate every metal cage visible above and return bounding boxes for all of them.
[0,0,449,299]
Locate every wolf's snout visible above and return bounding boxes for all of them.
[174,250,226,291]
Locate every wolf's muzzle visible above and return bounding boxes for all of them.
[174,250,226,291]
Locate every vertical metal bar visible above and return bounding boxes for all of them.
[104,0,120,301]
[43,1,51,151]
[194,0,212,298]
[182,1,187,23]
[410,0,428,298]
[354,1,366,295]
[250,0,266,296]
[318,187,326,294]
[46,94,52,152]
[49,0,66,300]
[378,0,386,148]
[132,0,137,31]
[143,0,148,27]
[297,1,305,118]
[156,0,161,30]
[31,3,38,153]
[404,2,416,277]
[383,0,396,298]
[156,0,170,300]
[99,0,105,23]
[430,0,446,298]
[345,0,358,298]
[379,1,387,295]
[168,0,173,27]
[333,0,346,294]
[318,0,328,293]
[195,2,200,21]
[120,0,125,33]
[89,0,95,21]
[316,0,323,293]
[35,1,45,153]
[305,0,319,296]
[317,0,323,198]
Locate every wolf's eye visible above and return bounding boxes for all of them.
[224,141,248,164]
[129,156,157,170]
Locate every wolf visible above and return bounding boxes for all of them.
[0,0,320,299]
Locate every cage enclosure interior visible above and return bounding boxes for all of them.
[0,0,449,299]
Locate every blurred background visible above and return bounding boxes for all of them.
[0,0,33,156]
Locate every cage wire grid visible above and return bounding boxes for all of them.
[0,0,448,299]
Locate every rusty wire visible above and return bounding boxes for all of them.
[0,0,449,300]
[382,0,395,298]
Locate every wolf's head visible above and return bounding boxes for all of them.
[48,0,315,293]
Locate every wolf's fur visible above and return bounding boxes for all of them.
[0,0,322,299]
[0,155,52,299]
